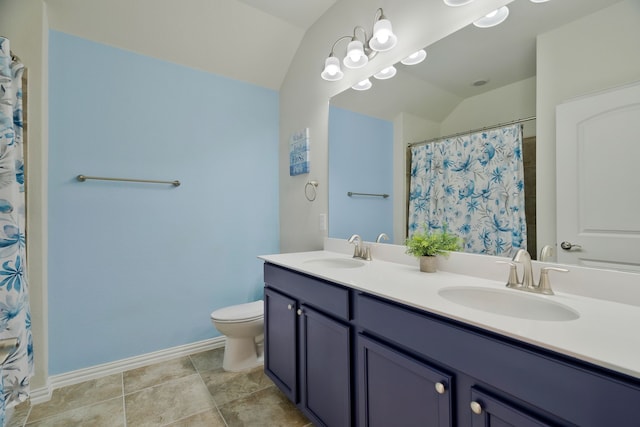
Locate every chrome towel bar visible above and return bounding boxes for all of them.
[77,175,180,187]
[347,191,389,198]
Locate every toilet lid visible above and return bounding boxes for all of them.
[210,300,264,322]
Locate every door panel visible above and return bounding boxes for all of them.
[357,334,453,427]
[300,305,351,427]
[470,388,553,427]
[264,288,298,402]
[556,81,640,271]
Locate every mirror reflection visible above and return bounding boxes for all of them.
[329,0,635,269]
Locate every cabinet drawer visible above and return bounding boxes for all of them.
[356,292,640,427]
[264,263,350,320]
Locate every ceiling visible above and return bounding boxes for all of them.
[45,0,340,90]
[330,0,623,122]
[235,0,338,29]
[44,0,621,100]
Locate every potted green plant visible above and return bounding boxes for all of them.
[405,225,462,272]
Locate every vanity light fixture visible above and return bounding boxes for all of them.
[401,49,427,65]
[320,8,398,81]
[443,0,475,6]
[321,55,344,81]
[373,65,397,80]
[473,6,509,28]
[352,78,373,91]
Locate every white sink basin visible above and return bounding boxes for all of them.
[303,258,366,269]
[438,286,580,321]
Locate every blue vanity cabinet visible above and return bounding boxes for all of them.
[357,333,453,427]
[264,263,352,427]
[264,263,640,426]
[355,292,640,427]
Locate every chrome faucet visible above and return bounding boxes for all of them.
[512,249,535,289]
[376,233,389,243]
[348,234,372,261]
[539,245,554,262]
[503,249,568,295]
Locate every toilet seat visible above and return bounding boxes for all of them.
[210,300,263,323]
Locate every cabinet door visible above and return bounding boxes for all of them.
[264,288,298,402]
[357,334,453,427]
[299,304,351,427]
[470,388,553,427]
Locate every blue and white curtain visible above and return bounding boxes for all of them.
[0,37,32,425]
[408,124,527,256]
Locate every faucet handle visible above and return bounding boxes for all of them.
[496,261,520,288]
[348,234,362,258]
[538,267,569,295]
[362,246,372,261]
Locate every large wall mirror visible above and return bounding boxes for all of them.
[328,0,639,270]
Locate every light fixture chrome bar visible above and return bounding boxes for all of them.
[77,175,181,187]
[348,191,389,198]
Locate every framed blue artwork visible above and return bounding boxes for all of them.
[289,128,310,176]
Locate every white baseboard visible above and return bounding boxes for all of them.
[29,337,225,405]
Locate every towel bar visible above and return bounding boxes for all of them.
[347,191,389,198]
[77,175,180,187]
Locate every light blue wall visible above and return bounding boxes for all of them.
[48,31,279,374]
[328,106,393,242]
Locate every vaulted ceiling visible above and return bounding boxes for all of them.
[45,0,624,122]
[45,0,338,90]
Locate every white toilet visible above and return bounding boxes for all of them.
[210,300,264,372]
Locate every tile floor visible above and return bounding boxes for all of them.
[7,348,311,427]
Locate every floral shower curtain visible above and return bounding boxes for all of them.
[0,37,32,425]
[408,124,527,257]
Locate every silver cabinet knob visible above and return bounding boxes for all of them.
[287,304,293,310]
[435,382,446,394]
[297,309,303,316]
[470,401,483,415]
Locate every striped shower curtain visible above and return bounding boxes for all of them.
[408,124,527,257]
[0,37,33,425]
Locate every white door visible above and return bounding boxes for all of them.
[556,81,640,271]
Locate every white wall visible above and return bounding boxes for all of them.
[442,76,536,137]
[536,0,640,252]
[279,0,512,252]
[0,0,49,390]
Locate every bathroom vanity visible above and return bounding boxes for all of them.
[261,251,640,427]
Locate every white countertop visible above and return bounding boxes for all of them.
[259,250,640,380]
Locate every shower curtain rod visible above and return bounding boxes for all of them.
[407,116,536,148]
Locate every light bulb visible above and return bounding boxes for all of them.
[473,6,509,28]
[374,65,397,80]
[352,78,372,91]
[375,32,390,45]
[344,40,368,69]
[321,56,344,81]
[401,49,427,65]
[443,0,475,6]
[369,18,397,52]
